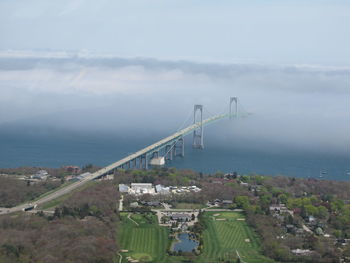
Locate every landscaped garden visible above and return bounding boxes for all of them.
[119,211,274,263]
[119,212,180,263]
[197,211,275,263]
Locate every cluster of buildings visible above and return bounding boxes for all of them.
[158,211,198,230]
[271,204,328,239]
[30,170,49,180]
[119,183,201,195]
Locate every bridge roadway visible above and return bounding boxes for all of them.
[0,113,228,215]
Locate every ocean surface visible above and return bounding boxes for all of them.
[1,122,349,181]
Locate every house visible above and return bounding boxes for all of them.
[269,204,288,213]
[308,215,316,223]
[222,200,233,205]
[32,170,49,180]
[171,214,192,222]
[224,172,238,179]
[249,185,262,192]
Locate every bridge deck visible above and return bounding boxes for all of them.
[0,113,231,215]
[90,113,228,179]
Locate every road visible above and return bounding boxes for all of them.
[0,176,93,215]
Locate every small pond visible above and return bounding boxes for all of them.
[172,232,199,252]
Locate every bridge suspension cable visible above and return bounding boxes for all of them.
[163,107,196,157]
[175,108,193,132]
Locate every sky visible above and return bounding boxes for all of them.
[0,1,350,157]
[0,0,350,65]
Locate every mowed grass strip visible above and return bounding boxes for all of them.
[196,212,275,263]
[119,213,174,263]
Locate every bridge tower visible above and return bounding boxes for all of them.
[229,97,238,119]
[193,105,204,149]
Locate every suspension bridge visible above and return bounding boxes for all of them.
[0,97,245,214]
[90,96,241,179]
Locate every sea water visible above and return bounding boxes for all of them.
[0,124,349,181]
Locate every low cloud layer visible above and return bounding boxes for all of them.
[1,52,350,155]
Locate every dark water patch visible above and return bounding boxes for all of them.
[0,126,349,181]
[172,232,198,252]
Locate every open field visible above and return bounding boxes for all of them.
[119,211,274,263]
[197,211,275,263]
[119,212,182,263]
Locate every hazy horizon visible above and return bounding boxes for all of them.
[0,53,349,157]
[1,1,350,66]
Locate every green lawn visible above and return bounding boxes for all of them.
[119,213,182,263]
[196,212,275,263]
[119,212,274,263]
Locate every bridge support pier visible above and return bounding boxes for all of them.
[145,155,148,170]
[165,144,172,160]
[138,154,148,170]
[174,137,184,157]
[138,156,142,169]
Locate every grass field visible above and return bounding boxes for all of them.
[119,211,274,263]
[119,212,182,263]
[196,212,275,263]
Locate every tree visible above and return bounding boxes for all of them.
[234,196,250,210]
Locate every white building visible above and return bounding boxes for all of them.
[31,170,49,180]
[131,183,155,194]
[155,184,170,194]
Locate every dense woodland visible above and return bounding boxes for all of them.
[0,181,119,263]
[0,177,61,207]
[0,165,101,207]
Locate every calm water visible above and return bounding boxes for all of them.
[0,124,349,180]
[172,233,199,252]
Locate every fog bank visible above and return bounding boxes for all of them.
[1,54,349,155]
